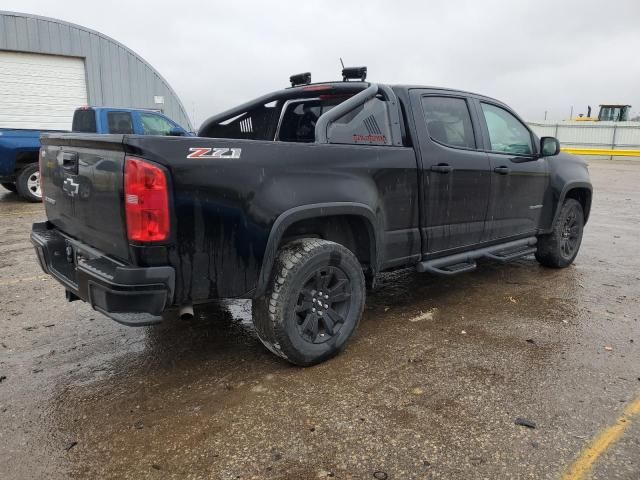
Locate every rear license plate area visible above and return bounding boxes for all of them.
[48,240,78,287]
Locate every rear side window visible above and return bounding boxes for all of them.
[72,109,97,133]
[422,96,476,149]
[481,103,532,155]
[107,112,134,134]
[140,113,176,136]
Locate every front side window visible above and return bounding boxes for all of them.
[481,103,532,155]
[107,112,133,134]
[140,113,176,136]
[421,96,476,149]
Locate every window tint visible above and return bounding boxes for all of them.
[107,112,133,134]
[140,113,176,136]
[421,96,476,149]
[72,109,97,133]
[481,103,532,155]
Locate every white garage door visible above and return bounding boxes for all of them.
[0,51,88,130]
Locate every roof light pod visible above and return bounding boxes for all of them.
[290,72,311,87]
[342,66,367,82]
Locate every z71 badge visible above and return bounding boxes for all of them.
[187,147,242,159]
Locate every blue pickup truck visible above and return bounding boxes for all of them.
[0,107,191,201]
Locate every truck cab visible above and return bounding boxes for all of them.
[72,107,191,137]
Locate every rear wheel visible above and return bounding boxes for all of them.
[253,238,366,366]
[16,164,42,202]
[535,198,584,268]
[1,182,17,193]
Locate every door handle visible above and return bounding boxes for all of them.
[430,163,453,174]
[493,166,510,175]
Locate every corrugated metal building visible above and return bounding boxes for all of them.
[0,11,192,130]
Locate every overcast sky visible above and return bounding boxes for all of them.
[3,0,640,126]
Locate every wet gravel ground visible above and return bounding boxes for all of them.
[0,161,639,479]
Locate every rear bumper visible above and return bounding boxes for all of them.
[31,221,175,326]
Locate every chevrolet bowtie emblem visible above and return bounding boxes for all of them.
[62,177,80,197]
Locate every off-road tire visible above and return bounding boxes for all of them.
[1,182,17,193]
[16,164,42,202]
[252,238,366,366]
[535,198,584,268]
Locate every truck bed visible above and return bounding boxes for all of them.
[39,132,419,304]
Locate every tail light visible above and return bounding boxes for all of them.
[124,157,170,242]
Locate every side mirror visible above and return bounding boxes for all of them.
[168,128,185,137]
[540,136,560,157]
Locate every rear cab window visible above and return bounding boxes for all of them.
[107,111,134,134]
[277,97,346,142]
[421,96,476,149]
[72,109,97,133]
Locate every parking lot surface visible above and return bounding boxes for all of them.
[0,161,638,479]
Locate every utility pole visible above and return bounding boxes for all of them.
[544,111,548,121]
[569,106,573,121]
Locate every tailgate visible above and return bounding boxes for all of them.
[40,134,130,261]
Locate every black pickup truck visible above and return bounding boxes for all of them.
[32,70,592,365]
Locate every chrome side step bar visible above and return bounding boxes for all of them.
[417,237,537,276]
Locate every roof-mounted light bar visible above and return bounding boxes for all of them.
[342,66,367,82]
[290,72,311,87]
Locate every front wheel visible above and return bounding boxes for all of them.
[16,164,42,202]
[253,239,366,366]
[535,198,584,268]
